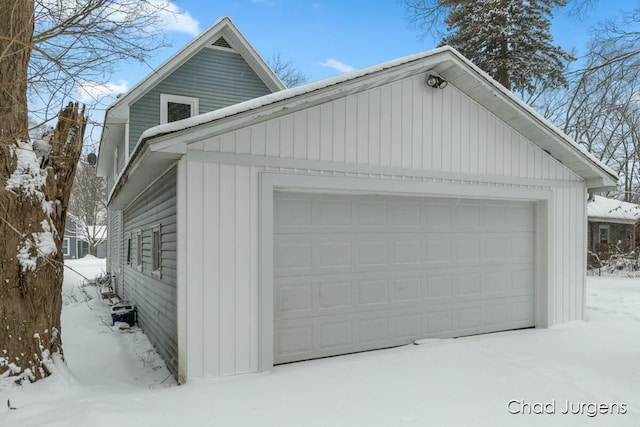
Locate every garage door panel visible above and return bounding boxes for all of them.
[275,197,312,227]
[276,283,313,313]
[314,199,352,227]
[357,279,388,305]
[357,240,388,266]
[422,202,454,228]
[358,316,390,344]
[427,310,454,335]
[274,193,536,364]
[318,281,352,308]
[393,313,423,338]
[318,240,352,268]
[390,202,422,228]
[355,201,388,227]
[274,240,312,272]
[392,239,422,265]
[393,277,422,302]
[319,320,353,349]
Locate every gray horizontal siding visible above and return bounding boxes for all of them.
[129,47,273,154]
[107,209,123,295]
[122,165,178,376]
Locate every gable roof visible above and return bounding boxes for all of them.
[588,196,640,224]
[109,46,618,207]
[97,16,285,175]
[107,16,284,117]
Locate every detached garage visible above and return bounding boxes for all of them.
[110,46,617,382]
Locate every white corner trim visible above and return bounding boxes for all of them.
[176,157,188,384]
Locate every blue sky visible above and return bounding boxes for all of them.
[80,0,635,143]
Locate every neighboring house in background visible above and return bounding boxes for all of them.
[62,214,81,260]
[62,215,107,259]
[587,195,640,254]
[97,17,618,384]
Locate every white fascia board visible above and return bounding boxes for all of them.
[97,102,129,175]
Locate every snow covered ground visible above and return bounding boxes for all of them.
[1,258,639,426]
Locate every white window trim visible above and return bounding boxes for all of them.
[160,94,199,124]
[598,225,610,244]
[136,229,143,272]
[151,224,162,278]
[62,238,70,256]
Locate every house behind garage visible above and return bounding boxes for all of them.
[587,195,640,254]
[98,17,617,383]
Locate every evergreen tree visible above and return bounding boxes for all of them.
[439,0,573,93]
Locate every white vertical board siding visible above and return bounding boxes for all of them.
[553,185,587,323]
[107,209,123,296]
[185,158,259,377]
[185,72,588,378]
[209,73,581,183]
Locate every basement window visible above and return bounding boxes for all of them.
[160,94,199,124]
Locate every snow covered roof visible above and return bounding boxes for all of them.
[587,196,640,224]
[108,45,618,207]
[80,225,107,242]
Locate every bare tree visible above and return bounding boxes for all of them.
[268,53,308,88]
[69,157,107,256]
[29,0,175,134]
[539,34,640,202]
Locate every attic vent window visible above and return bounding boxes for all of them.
[212,37,232,49]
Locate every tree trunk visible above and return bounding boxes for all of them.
[0,0,33,140]
[1,1,86,382]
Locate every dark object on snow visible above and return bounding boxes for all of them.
[111,302,137,327]
[87,152,97,165]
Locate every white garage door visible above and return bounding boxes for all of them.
[273,192,535,364]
